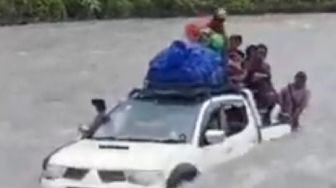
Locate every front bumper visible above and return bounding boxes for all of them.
[40,177,164,188]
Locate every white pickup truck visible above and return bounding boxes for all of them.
[40,88,291,188]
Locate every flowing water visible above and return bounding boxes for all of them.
[0,14,335,188]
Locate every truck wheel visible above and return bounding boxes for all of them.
[166,164,199,188]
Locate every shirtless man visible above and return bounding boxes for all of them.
[279,71,310,131]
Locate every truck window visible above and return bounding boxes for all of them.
[199,99,249,146]
[199,107,227,147]
[223,102,248,136]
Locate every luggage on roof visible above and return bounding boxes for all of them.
[199,28,226,54]
[145,40,228,92]
[184,17,210,42]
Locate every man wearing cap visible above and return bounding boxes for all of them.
[184,7,228,44]
[208,8,227,34]
[199,8,229,63]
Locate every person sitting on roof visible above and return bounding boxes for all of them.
[185,7,228,44]
[207,7,228,37]
[198,8,229,65]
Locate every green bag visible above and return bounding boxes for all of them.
[199,29,226,53]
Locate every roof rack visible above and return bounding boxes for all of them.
[128,85,242,102]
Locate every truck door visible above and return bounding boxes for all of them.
[197,98,258,169]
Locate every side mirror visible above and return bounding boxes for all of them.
[205,130,226,145]
[128,88,142,98]
[78,124,90,138]
[91,98,106,114]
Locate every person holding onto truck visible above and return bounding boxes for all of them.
[278,71,310,131]
[242,45,258,70]
[244,44,277,125]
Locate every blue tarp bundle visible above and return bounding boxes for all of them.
[145,40,227,90]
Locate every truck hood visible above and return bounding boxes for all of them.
[49,139,195,170]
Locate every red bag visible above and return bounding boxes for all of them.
[184,17,210,42]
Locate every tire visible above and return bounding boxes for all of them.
[166,164,199,188]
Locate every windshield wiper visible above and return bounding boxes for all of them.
[93,137,185,144]
[116,137,162,142]
[115,137,186,144]
[124,138,186,144]
[93,137,157,142]
[92,136,118,141]
[158,139,186,144]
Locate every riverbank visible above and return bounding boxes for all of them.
[1,0,336,26]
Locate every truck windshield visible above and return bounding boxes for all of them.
[92,99,202,143]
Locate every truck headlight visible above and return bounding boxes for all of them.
[42,165,67,180]
[127,170,164,186]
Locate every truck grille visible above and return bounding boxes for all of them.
[98,170,126,183]
[63,168,89,180]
